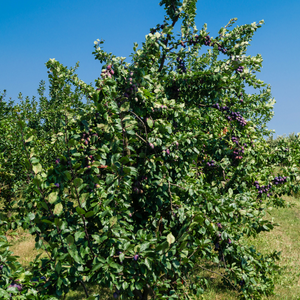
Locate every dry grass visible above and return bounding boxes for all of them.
[6,227,47,269]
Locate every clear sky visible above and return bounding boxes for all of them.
[1,0,299,137]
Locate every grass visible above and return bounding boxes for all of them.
[3,192,300,299]
[195,194,300,300]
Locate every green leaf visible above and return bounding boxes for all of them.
[64,171,72,180]
[55,261,62,274]
[33,177,42,187]
[74,178,83,188]
[32,163,42,174]
[31,157,39,164]
[119,252,125,262]
[76,207,85,215]
[68,139,76,147]
[155,241,169,252]
[120,101,130,112]
[144,257,152,270]
[109,262,123,272]
[75,231,85,242]
[92,161,101,167]
[167,232,175,246]
[147,118,153,128]
[53,203,63,216]
[166,126,172,134]
[122,281,129,290]
[48,191,59,204]
[41,219,52,224]
[119,156,130,164]
[106,174,115,184]
[80,193,89,204]
[135,280,143,290]
[110,216,117,227]
[27,212,35,220]
[140,242,151,252]
[66,235,74,246]
[91,263,103,272]
[54,218,62,227]
[106,78,116,86]
[85,211,94,218]
[25,135,34,143]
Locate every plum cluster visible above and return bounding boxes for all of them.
[218,45,227,54]
[101,64,114,79]
[84,154,95,168]
[204,160,216,167]
[203,35,211,46]
[233,146,244,160]
[123,74,139,98]
[212,103,220,110]
[212,103,230,112]
[203,35,227,54]
[232,136,239,145]
[133,187,144,194]
[235,66,244,74]
[80,129,98,149]
[186,34,200,46]
[180,34,227,51]
[212,103,247,127]
[254,181,272,197]
[273,176,287,185]
[229,111,247,127]
[176,57,187,73]
[133,176,148,194]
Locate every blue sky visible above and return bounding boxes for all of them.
[1,0,299,137]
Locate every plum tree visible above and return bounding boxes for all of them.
[1,0,300,299]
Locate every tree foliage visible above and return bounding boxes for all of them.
[0,1,299,299]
